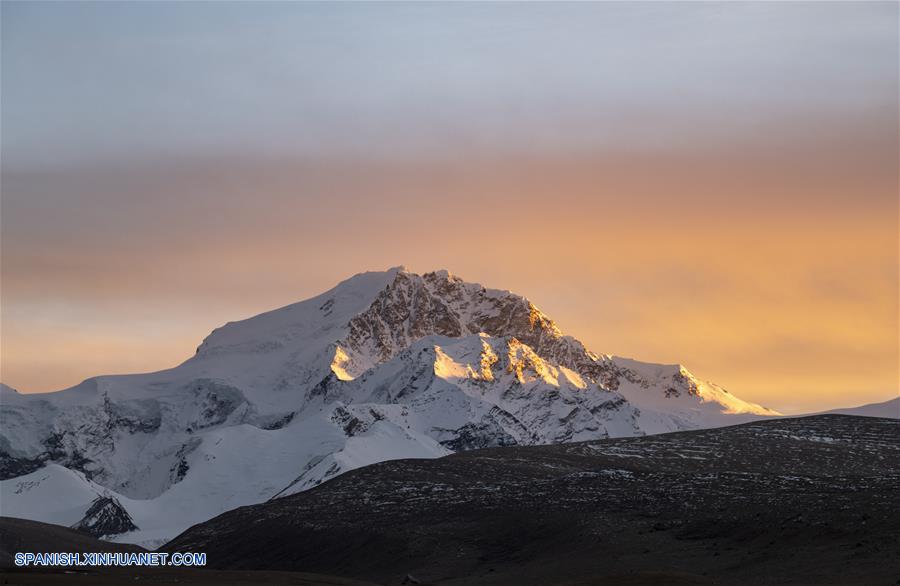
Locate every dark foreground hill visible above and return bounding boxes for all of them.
[161,415,900,585]
[0,517,144,567]
[0,520,375,585]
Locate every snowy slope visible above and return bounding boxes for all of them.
[817,397,899,419]
[610,358,778,434]
[1,267,780,545]
[1,464,109,527]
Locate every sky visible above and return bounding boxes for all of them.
[1,1,897,414]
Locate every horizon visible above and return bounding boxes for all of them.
[2,1,898,414]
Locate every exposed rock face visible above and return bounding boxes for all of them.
[71,496,138,538]
[335,271,623,390]
[438,417,518,451]
[0,455,44,481]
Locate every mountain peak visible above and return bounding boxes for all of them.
[333,268,567,379]
[424,268,454,281]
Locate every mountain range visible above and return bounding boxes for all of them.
[1,267,887,547]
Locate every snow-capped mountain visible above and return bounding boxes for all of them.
[0,267,778,546]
